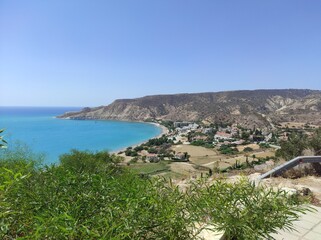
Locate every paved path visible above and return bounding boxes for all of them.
[271,206,321,240]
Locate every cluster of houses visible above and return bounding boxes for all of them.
[127,120,288,165]
[143,152,188,163]
[168,121,274,147]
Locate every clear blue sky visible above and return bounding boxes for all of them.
[1,0,321,107]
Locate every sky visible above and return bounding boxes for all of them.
[1,0,321,107]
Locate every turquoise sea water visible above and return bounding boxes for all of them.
[0,107,162,164]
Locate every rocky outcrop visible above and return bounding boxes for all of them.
[58,89,321,129]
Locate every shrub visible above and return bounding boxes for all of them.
[0,149,312,240]
[219,144,238,155]
[59,149,123,174]
[134,145,144,152]
[147,147,158,154]
[243,147,253,152]
[259,142,270,149]
[191,140,206,146]
[276,132,308,160]
[0,129,7,149]
[0,151,194,239]
[188,178,312,240]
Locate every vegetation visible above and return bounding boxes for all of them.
[128,161,170,175]
[190,140,213,148]
[0,150,193,239]
[189,178,311,240]
[123,136,174,159]
[0,129,7,149]
[159,120,175,131]
[220,156,276,173]
[125,147,138,157]
[144,135,173,147]
[259,142,270,149]
[276,127,321,160]
[243,147,253,152]
[219,144,239,155]
[0,144,311,239]
[276,132,308,160]
[310,127,321,154]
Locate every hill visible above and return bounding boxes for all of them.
[58,89,321,129]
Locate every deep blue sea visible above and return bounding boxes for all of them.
[0,107,161,164]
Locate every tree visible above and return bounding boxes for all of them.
[310,127,321,155]
[0,129,7,149]
[276,132,308,160]
[241,131,250,140]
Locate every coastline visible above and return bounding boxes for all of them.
[112,122,169,154]
[57,115,169,154]
[148,122,169,138]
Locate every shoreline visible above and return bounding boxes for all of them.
[56,116,169,154]
[112,122,169,154]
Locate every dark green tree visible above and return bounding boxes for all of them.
[310,127,321,155]
[276,132,308,160]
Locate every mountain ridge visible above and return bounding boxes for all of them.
[58,89,321,129]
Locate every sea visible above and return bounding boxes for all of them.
[0,107,162,164]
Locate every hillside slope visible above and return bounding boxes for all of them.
[58,89,321,129]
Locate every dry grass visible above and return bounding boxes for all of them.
[172,145,221,165]
[170,162,208,176]
[123,145,275,180]
[171,145,276,173]
[255,150,275,158]
[262,175,321,206]
[279,122,319,129]
[237,143,260,152]
[172,145,218,156]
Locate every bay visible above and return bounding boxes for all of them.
[0,107,162,164]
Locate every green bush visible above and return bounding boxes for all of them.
[133,145,144,152]
[125,149,138,157]
[219,144,238,155]
[147,147,158,154]
[0,129,7,149]
[0,148,312,240]
[276,132,308,160]
[243,147,253,152]
[0,150,194,239]
[191,140,206,146]
[188,178,312,240]
[59,149,123,174]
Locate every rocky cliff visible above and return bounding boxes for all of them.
[58,89,321,129]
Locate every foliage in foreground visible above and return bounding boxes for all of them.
[189,178,311,240]
[0,129,7,149]
[0,150,193,240]
[0,149,312,240]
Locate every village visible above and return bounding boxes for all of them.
[117,119,321,209]
[119,120,298,179]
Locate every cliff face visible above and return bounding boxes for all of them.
[58,89,321,129]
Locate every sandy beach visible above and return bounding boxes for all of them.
[112,122,169,154]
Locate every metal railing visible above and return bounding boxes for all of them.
[258,156,321,180]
